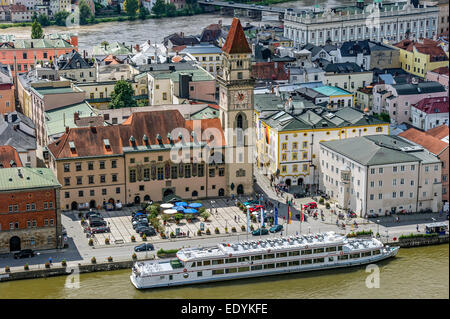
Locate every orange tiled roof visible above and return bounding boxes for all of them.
[48,110,225,159]
[399,128,448,156]
[426,124,449,140]
[394,38,448,58]
[0,145,23,168]
[222,18,252,54]
[430,66,449,75]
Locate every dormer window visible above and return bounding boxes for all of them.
[129,136,136,147]
[167,133,173,144]
[103,139,111,150]
[10,160,16,167]
[69,141,76,153]
[143,134,149,146]
[156,134,163,145]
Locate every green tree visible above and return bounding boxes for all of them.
[165,3,177,17]
[139,5,149,20]
[101,41,109,51]
[31,20,43,39]
[79,0,93,25]
[152,0,166,17]
[38,14,51,26]
[124,0,139,20]
[110,80,137,109]
[54,11,70,26]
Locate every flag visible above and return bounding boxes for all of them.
[261,209,265,228]
[301,204,303,223]
[288,206,291,224]
[274,207,278,225]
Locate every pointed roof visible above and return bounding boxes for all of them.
[222,18,252,54]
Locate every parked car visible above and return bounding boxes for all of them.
[304,202,318,209]
[243,200,259,206]
[134,243,155,252]
[135,225,151,234]
[269,225,283,233]
[294,192,306,198]
[85,209,99,218]
[14,249,35,259]
[249,205,264,213]
[89,219,107,227]
[104,203,114,211]
[88,213,103,220]
[133,219,149,229]
[139,228,156,237]
[91,226,110,234]
[131,210,146,218]
[252,228,269,236]
[132,215,148,223]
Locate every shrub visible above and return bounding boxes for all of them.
[206,228,211,235]
[105,238,110,245]
[200,211,210,221]
[107,256,113,262]
[198,207,206,214]
[224,227,228,233]
[5,266,10,272]
[170,232,176,238]
[91,257,96,264]
[160,233,166,239]
[232,226,237,233]
[61,259,67,267]
[156,248,179,258]
[325,202,331,209]
[131,235,136,242]
[132,253,137,260]
[250,225,255,231]
[197,229,202,236]
[215,227,220,234]
[142,234,147,241]
[241,225,246,231]
[243,207,247,213]
[174,213,184,223]
[24,264,29,270]
[88,238,94,246]
[80,218,85,223]
[319,198,324,205]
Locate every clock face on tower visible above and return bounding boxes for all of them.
[233,90,249,107]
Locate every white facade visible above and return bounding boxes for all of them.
[284,2,439,46]
[411,101,449,131]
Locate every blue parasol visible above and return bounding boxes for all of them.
[188,203,203,208]
[183,208,198,214]
[174,206,185,212]
[175,202,188,207]
[135,212,144,216]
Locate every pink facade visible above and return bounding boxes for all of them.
[426,70,449,90]
[0,83,15,115]
[188,80,216,103]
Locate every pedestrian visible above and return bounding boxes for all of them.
[416,224,419,232]
[238,216,240,222]
[48,257,52,265]
[234,216,237,222]
[187,230,190,237]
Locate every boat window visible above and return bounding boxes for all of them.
[373,250,381,255]
[238,256,250,262]
[338,255,349,260]
[183,273,189,278]
[212,269,224,275]
[197,271,203,277]
[238,267,250,272]
[169,275,173,280]
[362,252,371,257]
[301,259,312,265]
[251,255,263,261]
[288,251,300,256]
[326,247,337,252]
[160,275,165,280]
[251,265,263,271]
[313,258,325,263]
[337,246,343,251]
[313,248,325,254]
[289,260,300,266]
[276,252,288,258]
[350,253,360,259]
[329,257,334,262]
[225,258,237,264]
[212,259,224,265]
[276,262,288,268]
[203,260,211,266]
[264,254,275,259]
[302,249,312,255]
[263,264,275,269]
[225,268,238,274]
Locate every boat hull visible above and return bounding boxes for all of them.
[131,246,400,289]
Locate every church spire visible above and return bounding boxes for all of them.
[222,18,252,54]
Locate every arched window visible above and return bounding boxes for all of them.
[192,191,198,197]
[236,114,243,129]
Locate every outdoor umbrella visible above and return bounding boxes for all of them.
[183,208,198,214]
[135,212,144,216]
[160,203,174,209]
[174,206,185,212]
[163,209,178,215]
[188,203,203,208]
[175,202,188,207]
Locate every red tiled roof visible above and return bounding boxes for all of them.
[251,61,289,81]
[412,96,449,114]
[399,128,448,156]
[222,18,252,54]
[430,66,449,75]
[427,125,449,140]
[0,145,23,168]
[48,110,225,159]
[394,38,448,58]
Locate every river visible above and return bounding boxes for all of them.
[0,1,354,53]
[0,245,447,299]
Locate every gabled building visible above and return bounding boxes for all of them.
[0,145,23,169]
[55,49,96,83]
[323,62,373,93]
[410,96,449,131]
[0,62,14,114]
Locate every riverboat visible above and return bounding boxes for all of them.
[130,231,399,289]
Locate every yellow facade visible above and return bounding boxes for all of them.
[398,47,449,78]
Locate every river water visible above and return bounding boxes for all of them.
[0,1,354,53]
[0,245,448,299]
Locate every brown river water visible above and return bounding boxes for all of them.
[0,245,448,299]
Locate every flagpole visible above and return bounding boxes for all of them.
[300,204,302,235]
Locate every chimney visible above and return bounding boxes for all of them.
[18,168,23,178]
[31,41,34,48]
[65,126,69,134]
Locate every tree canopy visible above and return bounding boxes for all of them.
[79,0,93,25]
[124,0,139,19]
[54,11,70,26]
[31,20,43,39]
[110,80,137,109]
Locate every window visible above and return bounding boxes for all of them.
[130,169,137,183]
[99,161,105,169]
[64,177,70,186]
[76,176,82,185]
[78,190,84,197]
[76,163,82,171]
[64,164,70,172]
[100,175,106,183]
[282,143,287,150]
[88,162,94,170]
[111,160,117,168]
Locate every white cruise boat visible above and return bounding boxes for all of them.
[130,231,399,289]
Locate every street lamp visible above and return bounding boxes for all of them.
[377,220,380,237]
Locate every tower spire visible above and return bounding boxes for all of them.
[222,18,252,54]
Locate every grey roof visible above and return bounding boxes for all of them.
[57,50,93,70]
[394,82,446,95]
[0,118,36,152]
[324,62,363,73]
[320,135,439,166]
[3,111,35,129]
[137,62,197,73]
